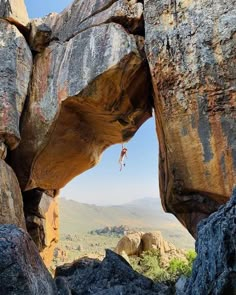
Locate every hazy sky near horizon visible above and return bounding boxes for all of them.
[25,1,160,205]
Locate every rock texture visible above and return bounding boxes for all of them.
[12,21,151,191]
[0,0,235,285]
[0,159,26,229]
[179,187,236,295]
[23,189,59,267]
[0,225,56,295]
[144,0,236,236]
[43,0,144,43]
[55,249,171,295]
[142,232,186,266]
[0,0,29,27]
[0,19,32,150]
[115,231,186,266]
[115,232,143,256]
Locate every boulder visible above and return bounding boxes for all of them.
[0,225,56,295]
[0,159,26,229]
[141,231,187,267]
[12,22,151,191]
[115,232,143,256]
[0,19,32,150]
[23,189,59,266]
[115,231,187,267]
[55,249,171,294]
[144,0,236,237]
[0,0,29,28]
[182,187,236,295]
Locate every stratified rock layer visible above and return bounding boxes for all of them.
[0,225,56,295]
[0,19,32,150]
[144,0,236,236]
[13,22,151,191]
[181,188,236,295]
[0,159,26,229]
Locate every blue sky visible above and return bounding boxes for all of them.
[25,1,160,205]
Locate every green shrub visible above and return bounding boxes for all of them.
[168,250,197,279]
[130,249,197,283]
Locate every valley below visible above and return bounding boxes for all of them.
[53,197,195,270]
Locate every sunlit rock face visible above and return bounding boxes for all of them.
[0,19,32,150]
[0,0,29,28]
[0,159,26,230]
[12,20,151,191]
[144,0,236,237]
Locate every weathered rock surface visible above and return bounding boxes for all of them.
[179,187,236,295]
[144,0,236,236]
[0,0,29,28]
[0,141,7,159]
[142,231,186,266]
[43,0,144,43]
[23,189,59,267]
[115,231,186,266]
[0,19,32,150]
[12,22,151,191]
[0,159,26,229]
[0,225,56,295]
[115,232,143,256]
[55,249,171,295]
[28,18,52,52]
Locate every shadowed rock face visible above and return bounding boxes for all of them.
[178,187,236,295]
[55,249,171,294]
[144,0,236,236]
[23,189,59,267]
[0,225,56,295]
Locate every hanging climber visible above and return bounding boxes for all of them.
[119,144,128,171]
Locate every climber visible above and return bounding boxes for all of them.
[119,144,128,171]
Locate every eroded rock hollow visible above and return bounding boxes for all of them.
[0,0,235,274]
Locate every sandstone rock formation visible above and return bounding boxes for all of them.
[115,231,143,256]
[144,0,236,237]
[0,225,56,295]
[0,159,26,229]
[55,249,171,295]
[12,21,151,192]
[0,0,29,28]
[115,231,186,266]
[142,231,187,266]
[0,0,151,265]
[0,0,235,280]
[0,18,32,150]
[178,187,236,295]
[23,189,59,266]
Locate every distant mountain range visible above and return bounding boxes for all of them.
[59,197,195,249]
